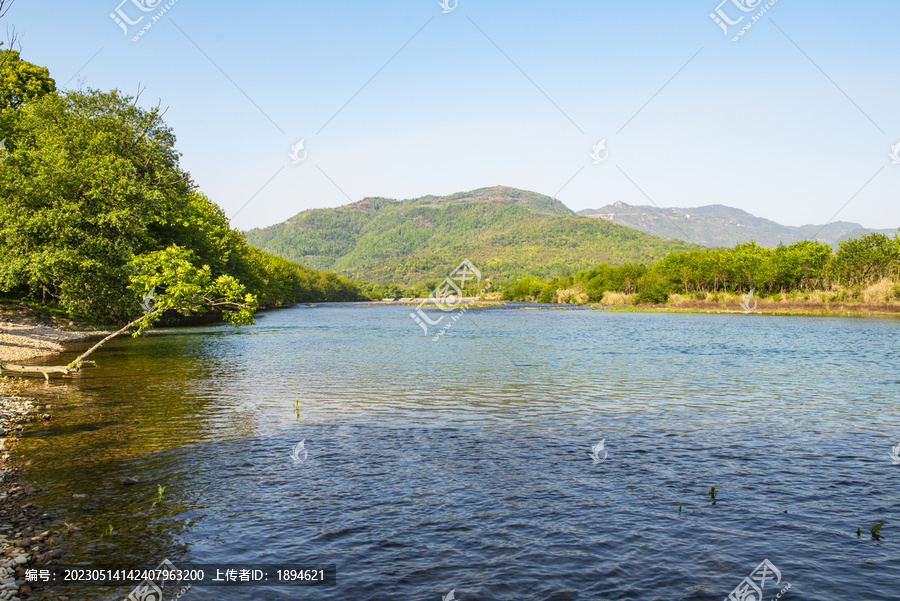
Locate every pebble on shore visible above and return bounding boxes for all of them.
[0,308,97,600]
[0,323,88,365]
[0,393,67,601]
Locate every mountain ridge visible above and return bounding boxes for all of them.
[245,186,694,285]
[246,187,897,286]
[577,201,896,248]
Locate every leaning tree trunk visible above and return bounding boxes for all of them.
[0,314,146,381]
[0,362,74,381]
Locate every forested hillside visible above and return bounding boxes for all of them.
[246,186,698,289]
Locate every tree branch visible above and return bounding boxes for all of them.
[68,311,154,367]
[0,0,15,21]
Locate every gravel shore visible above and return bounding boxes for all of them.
[0,307,91,600]
[0,309,91,364]
[0,389,65,601]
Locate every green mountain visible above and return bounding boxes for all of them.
[245,186,698,285]
[577,201,897,249]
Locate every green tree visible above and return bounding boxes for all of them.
[0,88,190,320]
[725,242,775,292]
[832,233,898,287]
[128,245,257,336]
[0,49,56,110]
[771,240,831,291]
[502,275,545,301]
[635,273,670,304]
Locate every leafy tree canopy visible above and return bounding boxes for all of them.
[130,245,257,336]
[0,53,362,324]
[0,49,55,110]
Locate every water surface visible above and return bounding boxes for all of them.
[19,304,900,600]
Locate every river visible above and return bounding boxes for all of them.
[18,303,900,600]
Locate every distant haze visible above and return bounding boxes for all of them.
[578,201,898,248]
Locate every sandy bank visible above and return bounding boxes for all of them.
[0,309,98,364]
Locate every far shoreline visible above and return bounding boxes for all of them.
[370,297,900,320]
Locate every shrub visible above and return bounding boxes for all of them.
[601,291,629,306]
[556,287,588,305]
[862,278,898,304]
[636,284,669,304]
[536,285,556,304]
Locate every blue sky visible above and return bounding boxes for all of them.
[8,1,900,231]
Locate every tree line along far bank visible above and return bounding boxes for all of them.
[502,234,900,305]
[0,49,360,324]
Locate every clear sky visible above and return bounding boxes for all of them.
[7,1,899,231]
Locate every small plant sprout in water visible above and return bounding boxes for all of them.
[99,524,114,538]
[157,485,166,504]
[871,522,886,541]
[290,440,308,464]
[706,486,717,505]
[889,442,900,465]
[442,588,456,601]
[590,439,607,463]
[295,397,301,420]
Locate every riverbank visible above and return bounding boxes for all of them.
[0,307,93,364]
[375,295,900,318]
[607,291,900,318]
[0,381,67,601]
[0,307,94,600]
